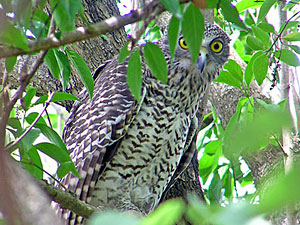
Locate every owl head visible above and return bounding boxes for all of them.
[161,23,230,81]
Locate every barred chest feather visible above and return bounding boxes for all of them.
[90,67,209,214]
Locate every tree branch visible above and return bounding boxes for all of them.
[37,180,98,219]
[0,51,47,149]
[0,0,185,59]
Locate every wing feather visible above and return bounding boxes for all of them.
[61,56,146,223]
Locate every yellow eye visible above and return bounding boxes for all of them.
[210,40,223,53]
[178,37,188,49]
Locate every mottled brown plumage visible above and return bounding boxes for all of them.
[60,23,230,224]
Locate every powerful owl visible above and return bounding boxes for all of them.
[60,23,230,224]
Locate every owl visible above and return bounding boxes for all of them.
[60,22,230,224]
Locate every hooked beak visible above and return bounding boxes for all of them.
[196,47,208,73]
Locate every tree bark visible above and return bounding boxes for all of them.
[0,150,64,225]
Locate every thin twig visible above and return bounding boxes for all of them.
[8,51,48,111]
[267,11,300,52]
[45,107,53,129]
[128,2,164,50]
[272,133,288,156]
[20,160,69,192]
[5,92,55,152]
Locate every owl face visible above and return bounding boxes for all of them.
[173,25,230,76]
[160,23,230,81]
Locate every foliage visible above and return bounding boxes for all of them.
[1,0,300,224]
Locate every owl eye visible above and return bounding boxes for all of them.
[210,40,223,53]
[178,37,188,50]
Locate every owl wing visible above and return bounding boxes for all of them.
[61,56,146,220]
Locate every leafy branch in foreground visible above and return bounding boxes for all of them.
[5,92,55,153]
[0,0,173,59]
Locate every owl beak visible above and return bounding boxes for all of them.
[196,48,208,73]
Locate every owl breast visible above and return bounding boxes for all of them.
[90,92,192,214]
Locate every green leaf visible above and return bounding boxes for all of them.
[187,197,260,225]
[51,0,82,32]
[57,161,78,178]
[236,0,263,12]
[66,49,94,99]
[222,169,233,198]
[22,88,37,110]
[88,211,139,225]
[27,146,43,179]
[33,9,49,24]
[275,49,300,67]
[196,121,214,150]
[35,142,71,163]
[182,3,204,64]
[244,51,263,86]
[32,92,79,106]
[220,0,247,30]
[240,172,254,187]
[25,112,47,125]
[168,15,181,62]
[140,199,185,225]
[244,11,255,26]
[31,10,49,38]
[34,124,68,153]
[51,92,80,102]
[199,154,217,183]
[148,25,162,42]
[279,21,300,33]
[214,70,241,88]
[203,140,222,156]
[119,43,131,63]
[208,172,222,203]
[5,56,17,73]
[14,0,32,28]
[44,49,60,80]
[20,128,41,151]
[225,110,291,158]
[159,0,182,20]
[283,32,300,42]
[223,59,243,82]
[256,98,281,112]
[32,95,48,106]
[21,147,43,180]
[289,45,300,54]
[257,0,277,23]
[199,141,222,183]
[257,22,275,34]
[252,25,271,47]
[54,49,71,91]
[0,20,30,51]
[259,164,300,213]
[144,43,168,84]
[7,117,22,130]
[206,0,219,8]
[253,53,268,85]
[127,50,142,102]
[222,108,241,159]
[246,36,264,50]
